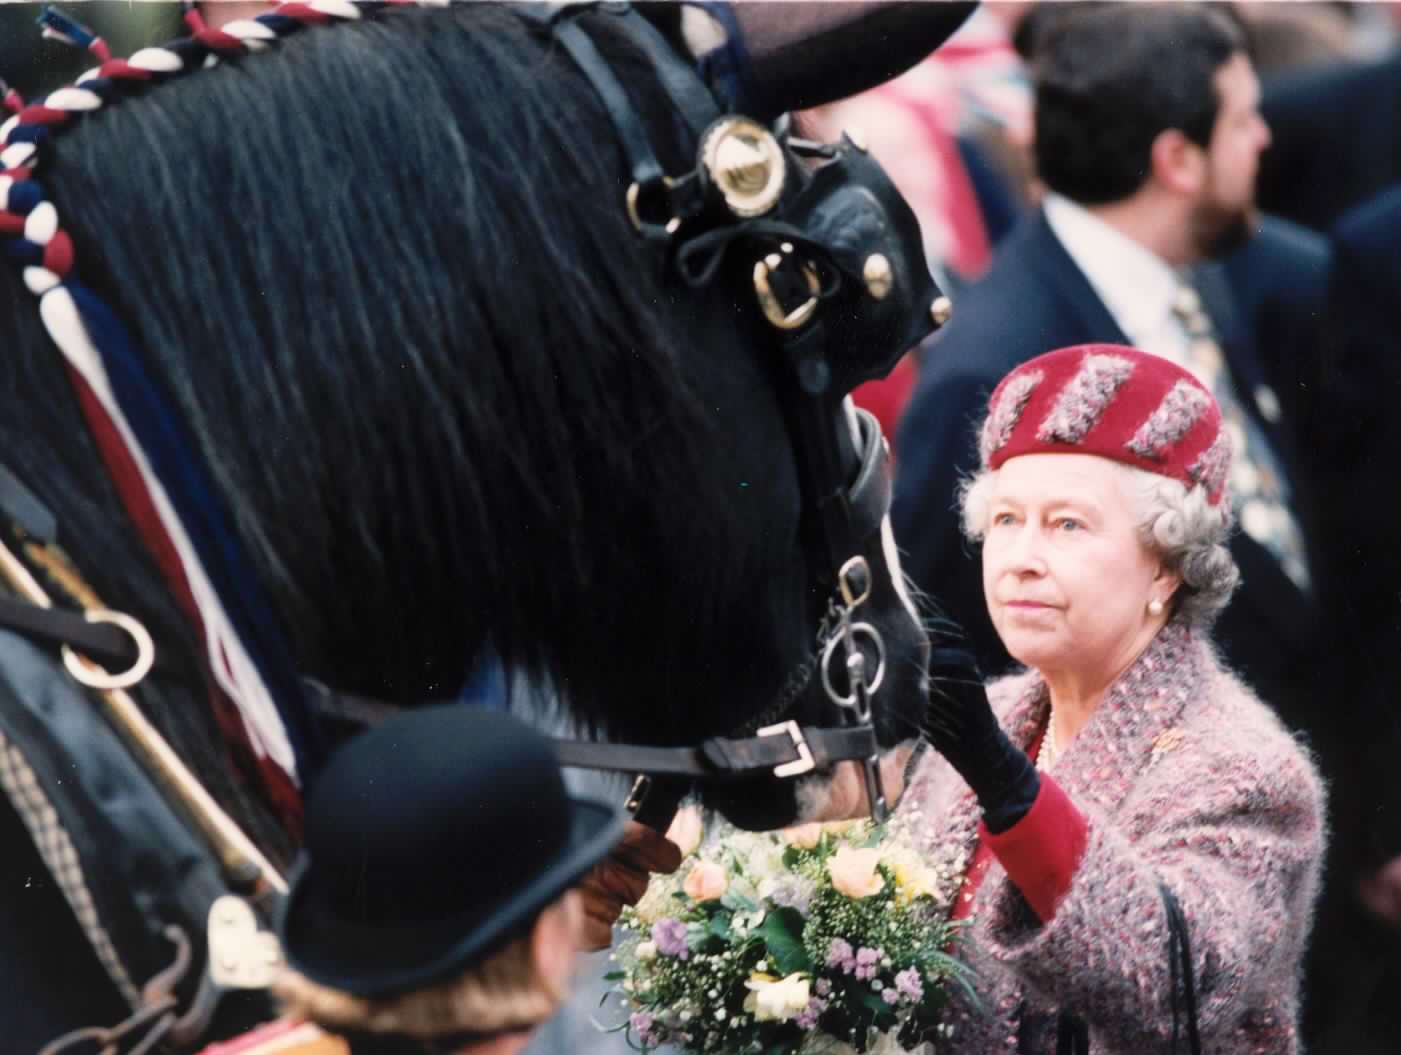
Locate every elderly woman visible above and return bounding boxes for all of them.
[906,344,1324,1054]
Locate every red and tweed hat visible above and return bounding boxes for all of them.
[977,344,1231,506]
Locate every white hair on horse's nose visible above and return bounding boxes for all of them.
[881,517,921,625]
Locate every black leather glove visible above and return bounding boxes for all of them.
[925,618,1039,834]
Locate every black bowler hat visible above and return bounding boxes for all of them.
[278,706,625,999]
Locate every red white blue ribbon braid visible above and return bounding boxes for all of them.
[0,0,453,785]
[0,78,22,118]
[36,6,115,63]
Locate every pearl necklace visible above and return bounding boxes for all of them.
[1037,710,1059,772]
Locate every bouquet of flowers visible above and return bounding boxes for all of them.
[607,808,973,1055]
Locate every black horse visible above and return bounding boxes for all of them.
[0,2,971,1050]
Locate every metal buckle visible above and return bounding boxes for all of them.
[757,719,815,778]
[753,251,819,331]
[61,609,155,691]
[624,774,653,813]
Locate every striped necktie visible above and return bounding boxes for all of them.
[1172,285,1311,592]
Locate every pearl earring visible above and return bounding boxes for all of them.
[1148,598,1165,616]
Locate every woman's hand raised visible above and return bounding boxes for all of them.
[925,617,1040,834]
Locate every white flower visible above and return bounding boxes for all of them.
[716,1009,727,1022]
[635,941,657,962]
[743,973,811,1023]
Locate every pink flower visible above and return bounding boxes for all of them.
[682,859,729,901]
[829,846,885,899]
[630,1011,655,1043]
[854,946,881,980]
[652,918,689,959]
[894,967,924,1002]
[825,938,856,972]
[665,806,704,856]
[794,995,828,1030]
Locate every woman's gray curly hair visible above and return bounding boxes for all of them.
[959,462,1239,627]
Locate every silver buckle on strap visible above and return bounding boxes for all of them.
[757,720,815,778]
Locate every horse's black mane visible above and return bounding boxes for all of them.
[1,6,811,845]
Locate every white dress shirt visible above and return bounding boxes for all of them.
[1042,192,1192,366]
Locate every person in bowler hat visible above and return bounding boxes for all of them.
[272,706,629,1055]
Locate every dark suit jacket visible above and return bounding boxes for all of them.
[1259,52,1401,233]
[891,210,1324,740]
[1307,187,1401,868]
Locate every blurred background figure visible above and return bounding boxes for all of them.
[1292,184,1401,1055]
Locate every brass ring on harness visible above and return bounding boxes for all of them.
[62,609,156,691]
[837,555,873,610]
[626,179,681,236]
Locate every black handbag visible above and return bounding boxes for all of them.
[1055,881,1201,1055]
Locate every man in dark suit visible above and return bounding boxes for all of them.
[895,7,1321,724]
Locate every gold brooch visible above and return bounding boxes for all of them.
[1150,728,1185,763]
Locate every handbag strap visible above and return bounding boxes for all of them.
[1052,882,1202,1055]
[1056,1011,1089,1055]
[1159,881,1203,1055]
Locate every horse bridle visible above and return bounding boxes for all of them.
[0,1,947,839]
[512,2,942,830]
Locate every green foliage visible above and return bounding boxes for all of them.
[757,907,813,976]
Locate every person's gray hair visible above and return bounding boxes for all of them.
[959,462,1239,627]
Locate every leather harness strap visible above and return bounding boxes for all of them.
[300,681,876,782]
[0,595,181,677]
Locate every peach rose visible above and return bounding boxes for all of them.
[665,805,704,857]
[682,859,729,901]
[781,822,824,849]
[828,846,885,899]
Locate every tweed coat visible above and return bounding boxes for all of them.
[902,621,1325,1055]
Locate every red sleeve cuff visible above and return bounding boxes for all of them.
[978,774,1089,922]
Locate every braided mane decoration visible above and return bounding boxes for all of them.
[0,1,453,789]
